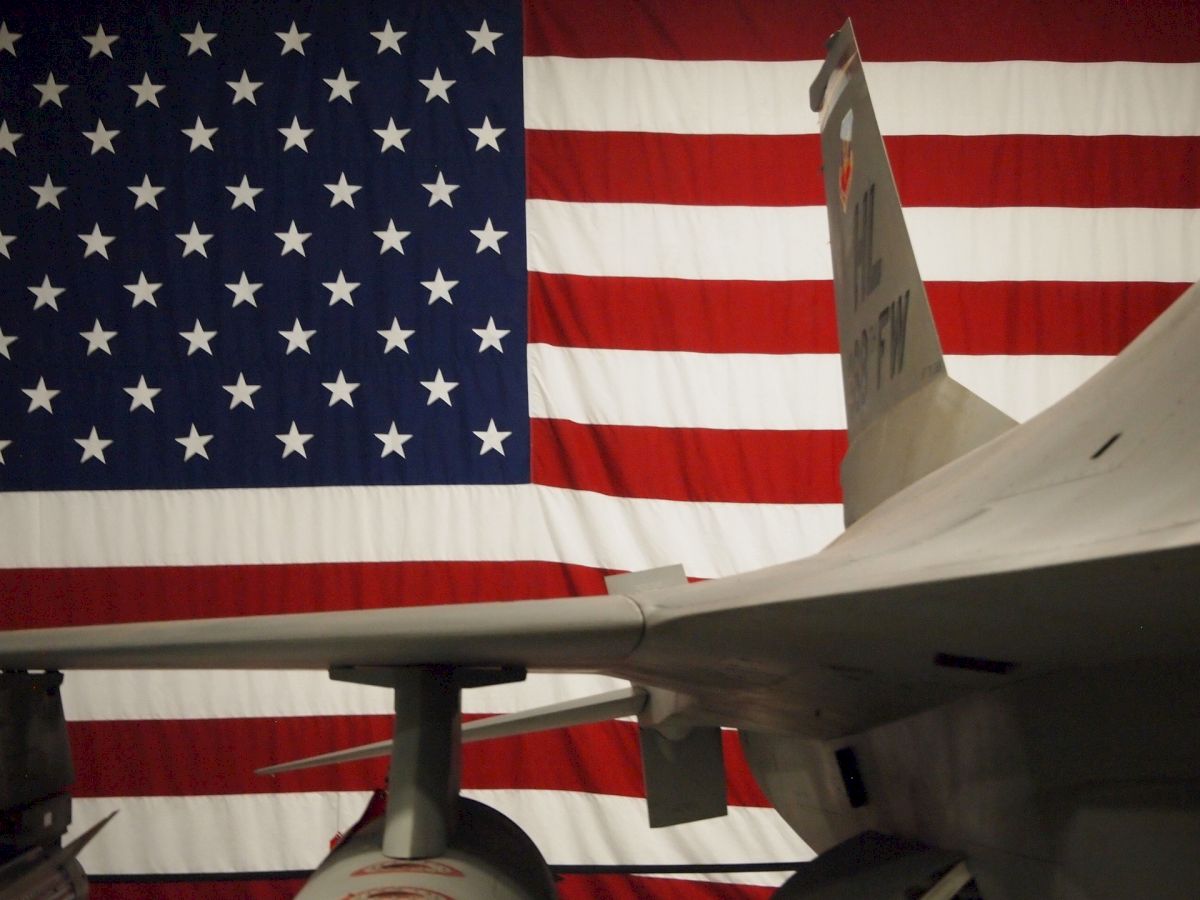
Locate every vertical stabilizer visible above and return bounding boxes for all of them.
[811,21,1015,525]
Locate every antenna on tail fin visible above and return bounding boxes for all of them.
[811,20,1015,525]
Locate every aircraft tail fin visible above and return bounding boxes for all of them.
[810,21,1015,525]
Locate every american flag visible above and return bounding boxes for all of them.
[1,0,1198,897]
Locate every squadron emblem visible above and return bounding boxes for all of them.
[838,108,854,212]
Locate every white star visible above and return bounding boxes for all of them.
[82,118,118,155]
[419,68,455,103]
[80,319,117,356]
[473,419,511,455]
[466,20,503,55]
[276,21,310,56]
[128,73,165,107]
[34,73,68,108]
[323,67,358,103]
[223,372,261,409]
[0,120,23,156]
[422,171,459,208]
[375,422,412,458]
[0,21,20,57]
[30,175,65,210]
[468,116,505,152]
[28,276,64,311]
[0,439,9,464]
[0,231,13,259]
[377,318,414,354]
[23,377,59,413]
[276,421,313,458]
[374,219,410,254]
[323,270,359,306]
[371,20,406,55]
[278,116,313,152]
[322,370,360,407]
[473,317,510,353]
[124,272,162,307]
[226,175,262,210]
[275,220,311,256]
[76,427,112,464]
[176,222,214,257]
[83,25,119,59]
[179,319,216,356]
[182,116,217,152]
[176,424,213,460]
[124,375,161,412]
[421,369,458,406]
[225,272,262,307]
[279,318,315,354]
[470,218,508,254]
[373,117,410,153]
[0,327,16,360]
[325,172,361,208]
[421,269,458,305]
[78,224,115,259]
[128,174,164,210]
[227,70,262,105]
[181,23,217,56]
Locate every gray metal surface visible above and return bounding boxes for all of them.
[382,668,458,859]
[813,19,1014,525]
[640,725,728,828]
[257,685,648,776]
[0,594,643,670]
[296,797,555,900]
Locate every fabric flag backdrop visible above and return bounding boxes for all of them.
[1,0,1198,896]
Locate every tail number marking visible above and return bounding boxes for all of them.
[848,290,910,415]
[852,183,882,311]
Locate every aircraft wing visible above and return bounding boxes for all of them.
[0,594,643,671]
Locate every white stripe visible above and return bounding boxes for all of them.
[524,57,1200,136]
[946,354,1112,423]
[70,791,810,879]
[62,670,630,721]
[527,202,828,281]
[531,344,1113,428]
[0,484,844,579]
[527,201,1200,283]
[529,345,846,429]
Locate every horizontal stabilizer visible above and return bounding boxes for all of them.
[258,686,648,776]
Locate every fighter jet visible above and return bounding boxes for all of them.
[2,19,1198,900]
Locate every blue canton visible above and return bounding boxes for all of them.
[0,0,527,490]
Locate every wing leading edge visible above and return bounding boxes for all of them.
[0,594,643,671]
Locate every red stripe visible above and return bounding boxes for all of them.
[0,561,612,629]
[531,273,1180,356]
[532,420,845,504]
[888,136,1200,209]
[926,282,1177,356]
[527,132,817,207]
[91,875,775,899]
[558,875,776,899]
[67,718,772,806]
[529,274,836,354]
[90,881,307,899]
[528,132,1200,209]
[524,0,1200,62]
